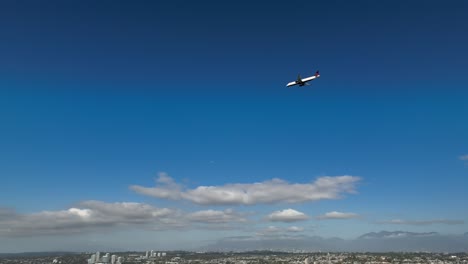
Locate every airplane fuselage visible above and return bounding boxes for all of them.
[286,71,320,87]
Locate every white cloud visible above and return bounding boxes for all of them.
[79,200,175,220]
[267,209,308,222]
[316,211,359,220]
[130,173,361,205]
[286,226,305,232]
[377,219,464,226]
[459,155,468,161]
[0,201,249,237]
[0,201,178,236]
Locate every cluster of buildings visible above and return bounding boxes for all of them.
[87,252,123,264]
[121,252,468,264]
[143,251,167,259]
[1,251,468,264]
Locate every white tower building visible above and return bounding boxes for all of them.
[89,254,96,264]
[111,255,116,264]
[102,253,110,263]
[96,252,101,263]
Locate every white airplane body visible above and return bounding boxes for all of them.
[286,71,320,87]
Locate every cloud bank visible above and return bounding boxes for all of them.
[0,173,363,238]
[0,201,247,237]
[130,173,361,205]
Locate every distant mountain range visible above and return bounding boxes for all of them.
[201,231,468,252]
[358,231,440,239]
[2,232,467,254]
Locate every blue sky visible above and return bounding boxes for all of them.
[1,0,468,252]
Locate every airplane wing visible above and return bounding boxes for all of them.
[286,81,298,87]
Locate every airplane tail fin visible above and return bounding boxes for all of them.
[315,70,320,77]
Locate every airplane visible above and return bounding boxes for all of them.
[286,70,320,87]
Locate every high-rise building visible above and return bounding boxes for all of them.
[157,252,161,257]
[96,252,101,263]
[117,256,123,263]
[162,252,166,257]
[102,253,110,263]
[89,254,96,264]
[111,255,117,264]
[145,251,149,259]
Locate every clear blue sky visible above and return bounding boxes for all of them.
[1,0,468,252]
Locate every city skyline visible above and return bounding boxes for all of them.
[1,0,468,252]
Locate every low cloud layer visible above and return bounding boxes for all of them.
[0,201,247,237]
[377,219,465,226]
[130,173,361,205]
[316,211,360,220]
[0,173,363,238]
[187,209,246,224]
[0,201,177,236]
[256,225,306,236]
[267,209,308,222]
